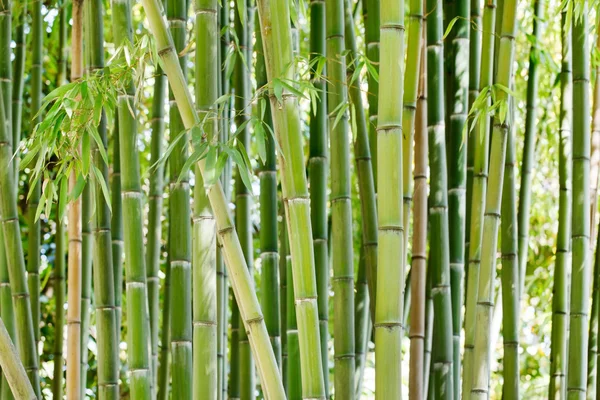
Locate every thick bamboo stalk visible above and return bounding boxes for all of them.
[326,0,355,395]
[192,0,219,396]
[256,20,281,369]
[517,0,545,297]
[308,0,330,391]
[27,0,43,349]
[52,202,66,399]
[255,0,327,395]
[567,2,591,398]
[113,0,154,396]
[374,0,406,393]
[500,96,519,399]
[0,317,36,399]
[462,0,495,392]
[409,44,427,400]
[142,2,286,397]
[86,0,120,396]
[166,0,193,398]
[425,0,454,394]
[111,116,123,341]
[233,4,255,397]
[66,1,83,398]
[363,0,380,189]
[79,181,93,397]
[469,0,517,395]
[0,66,40,399]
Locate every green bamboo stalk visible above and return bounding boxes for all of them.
[362,0,380,189]
[353,250,369,397]
[111,115,123,341]
[0,229,15,400]
[192,0,219,396]
[469,0,517,394]
[233,4,255,397]
[79,181,92,398]
[229,289,240,398]
[308,0,330,391]
[166,0,193,397]
[462,0,495,392]
[256,20,281,370]
[423,253,434,399]
[409,42,427,400]
[113,0,154,396]
[255,0,327,395]
[286,254,301,400]
[86,0,120,396]
[325,0,355,395]
[425,0,454,393]
[27,0,43,349]
[0,0,10,162]
[445,0,468,395]
[374,0,406,392]
[142,2,286,397]
[500,95,519,399]
[0,317,36,400]
[0,64,40,399]
[567,2,591,398]
[11,0,26,181]
[52,200,66,400]
[279,209,289,394]
[146,14,167,391]
[517,0,545,297]
[156,248,171,400]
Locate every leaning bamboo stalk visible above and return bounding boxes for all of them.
[27,0,43,349]
[469,0,518,394]
[500,96,520,399]
[255,0,327,395]
[326,0,355,394]
[113,0,154,396]
[462,0,496,392]
[425,0,454,393]
[567,2,591,397]
[0,67,40,399]
[0,317,36,400]
[517,0,545,297]
[308,0,330,391]
[233,3,255,397]
[409,43,427,400]
[256,20,281,369]
[192,0,219,396]
[374,0,406,392]
[142,2,286,397]
[166,0,193,397]
[86,0,120,396]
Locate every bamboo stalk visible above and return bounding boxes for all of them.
[11,0,26,181]
[326,0,355,394]
[279,209,289,393]
[156,248,171,400]
[423,254,434,399]
[517,0,545,297]
[111,115,123,342]
[469,0,518,394]
[79,181,92,397]
[0,227,15,400]
[86,0,120,396]
[0,317,36,400]
[308,0,330,392]
[286,252,301,400]
[52,199,66,399]
[409,42,427,400]
[462,0,495,392]
[363,0,380,191]
[567,2,591,397]
[142,2,286,397]
[375,0,406,392]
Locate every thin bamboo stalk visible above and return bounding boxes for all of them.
[353,250,369,397]
[156,248,171,400]
[375,0,406,392]
[279,209,289,393]
[567,2,591,397]
[469,0,518,394]
[11,0,26,181]
[326,0,355,394]
[142,2,286,397]
[192,0,219,395]
[286,252,301,400]
[256,20,281,369]
[425,0,454,393]
[423,254,434,399]
[500,96,519,399]
[308,0,330,391]
[517,0,545,297]
[363,0,380,191]
[0,226,15,400]
[52,200,66,399]
[410,40,427,400]
[0,0,10,144]
[27,0,43,350]
[86,0,120,396]
[0,317,36,400]
[79,181,92,397]
[111,115,123,341]
[462,0,495,392]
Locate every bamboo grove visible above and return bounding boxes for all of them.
[0,0,598,398]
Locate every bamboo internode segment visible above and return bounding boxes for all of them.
[0,318,36,399]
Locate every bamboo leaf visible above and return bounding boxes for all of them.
[443,16,460,39]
